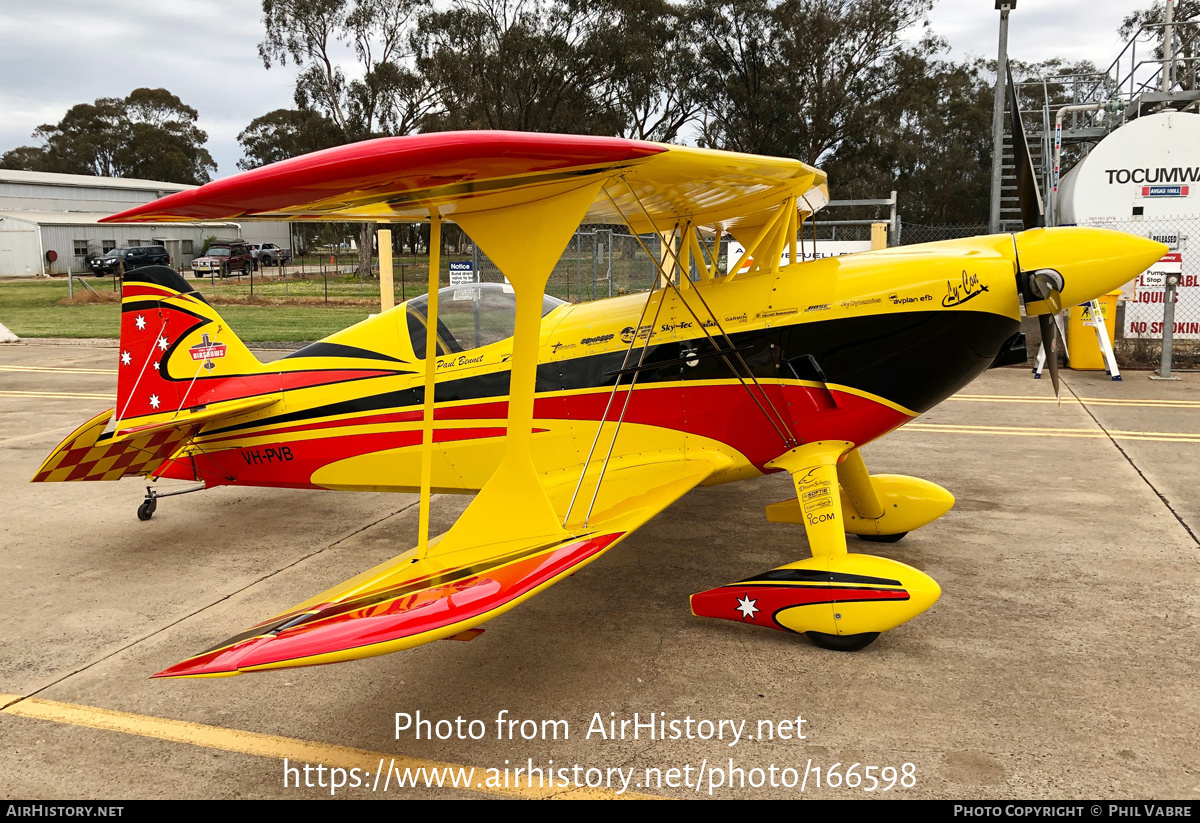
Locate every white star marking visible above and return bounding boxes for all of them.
[148,394,161,410]
[120,350,131,366]
[152,361,159,371]
[135,315,146,331]
[157,335,169,351]
[735,594,759,621]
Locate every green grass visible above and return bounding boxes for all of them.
[0,278,375,343]
[0,248,663,342]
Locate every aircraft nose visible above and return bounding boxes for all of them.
[1014,227,1167,308]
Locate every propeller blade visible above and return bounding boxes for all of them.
[1039,313,1061,402]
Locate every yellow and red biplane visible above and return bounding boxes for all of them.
[32,132,1164,677]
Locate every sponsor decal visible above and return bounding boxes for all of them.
[754,307,797,320]
[550,341,577,354]
[804,303,831,313]
[189,333,227,372]
[581,333,614,346]
[889,293,934,305]
[723,313,749,324]
[620,325,653,343]
[839,297,882,309]
[659,321,693,333]
[942,271,989,307]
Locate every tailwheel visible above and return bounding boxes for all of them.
[805,631,879,652]
[137,498,157,521]
[856,531,907,544]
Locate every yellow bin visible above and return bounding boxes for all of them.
[1067,290,1121,370]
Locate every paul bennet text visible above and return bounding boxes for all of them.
[395,710,807,746]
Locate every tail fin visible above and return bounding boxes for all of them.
[116,266,273,430]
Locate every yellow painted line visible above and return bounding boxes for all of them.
[0,694,660,800]
[950,393,1200,409]
[0,390,113,400]
[0,365,117,375]
[906,422,1200,443]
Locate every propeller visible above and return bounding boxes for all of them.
[1027,269,1065,400]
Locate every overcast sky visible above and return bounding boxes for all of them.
[0,0,1145,178]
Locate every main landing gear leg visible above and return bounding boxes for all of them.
[765,441,880,651]
[690,441,942,651]
[137,484,206,521]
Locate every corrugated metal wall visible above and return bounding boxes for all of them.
[0,215,42,276]
[36,224,241,275]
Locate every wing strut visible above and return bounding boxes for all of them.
[417,209,441,557]
[602,181,800,448]
[429,179,608,558]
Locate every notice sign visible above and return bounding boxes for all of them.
[449,260,475,285]
[1124,252,1200,339]
[726,241,871,274]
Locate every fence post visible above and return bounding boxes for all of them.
[606,229,613,298]
[68,265,73,299]
[1151,271,1182,381]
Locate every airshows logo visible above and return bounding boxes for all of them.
[1106,167,1200,185]
[189,333,227,371]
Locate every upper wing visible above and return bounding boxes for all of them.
[154,455,726,678]
[102,131,828,234]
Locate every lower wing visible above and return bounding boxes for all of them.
[155,455,725,678]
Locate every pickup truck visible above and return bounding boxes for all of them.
[191,241,254,278]
[253,243,293,265]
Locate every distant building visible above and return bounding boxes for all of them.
[0,169,292,276]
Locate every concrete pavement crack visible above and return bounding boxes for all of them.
[2,499,421,710]
[1065,379,1200,547]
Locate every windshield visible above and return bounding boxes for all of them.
[405,283,566,359]
[206,247,232,257]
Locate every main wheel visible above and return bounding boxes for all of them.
[857,531,908,544]
[242,263,251,276]
[806,631,879,652]
[137,499,156,521]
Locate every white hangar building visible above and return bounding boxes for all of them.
[0,169,293,276]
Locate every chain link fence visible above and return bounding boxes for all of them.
[141,218,1196,370]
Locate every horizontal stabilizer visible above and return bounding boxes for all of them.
[32,394,282,484]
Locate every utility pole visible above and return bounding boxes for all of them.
[1163,0,1175,93]
[990,1,1016,235]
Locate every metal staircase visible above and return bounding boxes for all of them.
[1002,11,1200,228]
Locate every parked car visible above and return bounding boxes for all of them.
[88,245,170,276]
[256,243,293,265]
[191,241,254,278]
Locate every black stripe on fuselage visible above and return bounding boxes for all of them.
[203,310,1018,437]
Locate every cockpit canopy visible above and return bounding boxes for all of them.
[404,283,567,359]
